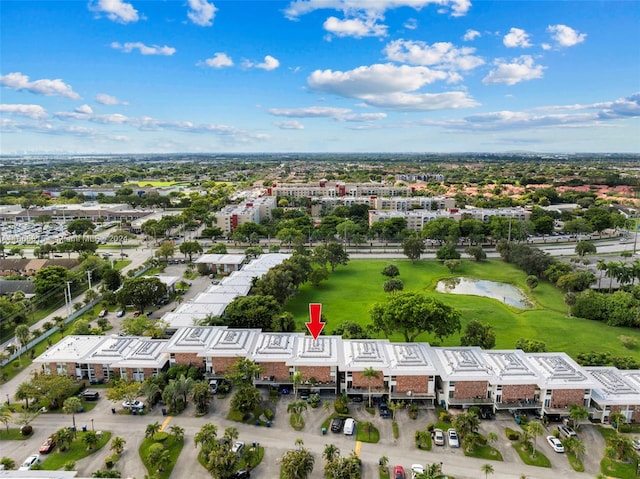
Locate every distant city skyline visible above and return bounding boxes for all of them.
[1,0,639,154]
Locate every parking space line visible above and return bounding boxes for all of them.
[354,440,362,456]
[160,415,172,431]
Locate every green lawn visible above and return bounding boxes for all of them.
[41,430,111,470]
[139,435,184,479]
[0,428,30,440]
[465,444,503,461]
[356,423,380,443]
[285,259,640,359]
[514,442,552,468]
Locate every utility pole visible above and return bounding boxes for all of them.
[66,281,73,315]
[86,270,93,290]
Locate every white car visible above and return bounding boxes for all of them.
[433,428,445,446]
[411,464,425,478]
[231,441,245,454]
[18,454,40,470]
[122,400,144,410]
[547,435,565,453]
[447,428,460,448]
[633,438,640,451]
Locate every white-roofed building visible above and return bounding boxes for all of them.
[200,327,261,375]
[194,254,246,274]
[431,347,495,409]
[483,350,542,411]
[342,339,390,398]
[586,367,640,424]
[163,326,221,369]
[384,342,439,403]
[37,335,105,379]
[252,332,303,384]
[527,352,596,417]
[289,335,342,394]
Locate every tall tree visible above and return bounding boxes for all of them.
[402,236,424,263]
[63,396,83,435]
[460,320,496,349]
[370,292,461,342]
[362,367,380,408]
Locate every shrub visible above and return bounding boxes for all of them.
[439,411,451,423]
[20,425,32,436]
[426,423,435,432]
[152,431,169,442]
[263,408,275,421]
[505,428,520,441]
[334,395,349,415]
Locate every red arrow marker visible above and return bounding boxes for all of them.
[306,303,325,340]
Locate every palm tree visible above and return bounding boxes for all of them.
[525,421,545,457]
[480,463,494,479]
[194,423,218,455]
[596,258,607,289]
[291,370,303,398]
[140,380,161,408]
[83,430,99,450]
[0,404,12,434]
[568,404,589,430]
[280,440,315,479]
[14,381,37,409]
[110,436,126,455]
[389,400,405,421]
[323,444,340,464]
[287,400,308,428]
[62,396,83,435]
[562,436,585,460]
[223,426,239,444]
[169,425,184,442]
[54,427,74,451]
[362,367,380,408]
[145,422,161,439]
[610,411,627,433]
[14,324,30,366]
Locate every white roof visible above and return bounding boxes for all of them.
[221,271,259,286]
[161,312,221,329]
[384,342,438,376]
[194,254,246,265]
[110,338,169,369]
[342,339,390,372]
[586,367,640,406]
[431,347,494,382]
[206,283,252,296]
[289,335,343,367]
[34,335,104,364]
[252,332,303,362]
[146,275,181,288]
[527,352,597,389]
[164,326,223,352]
[483,350,541,385]
[174,302,228,316]
[192,291,240,303]
[200,327,261,358]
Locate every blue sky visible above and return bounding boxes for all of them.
[1,0,639,154]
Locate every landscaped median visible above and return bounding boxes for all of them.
[41,430,111,471]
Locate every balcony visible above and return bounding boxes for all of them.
[447,396,494,406]
[494,399,542,410]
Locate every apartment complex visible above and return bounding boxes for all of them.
[213,196,276,235]
[37,327,619,421]
[268,181,412,198]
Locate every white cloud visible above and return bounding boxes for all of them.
[0,72,80,99]
[91,113,129,124]
[111,42,176,56]
[0,104,48,119]
[285,0,471,20]
[187,0,217,26]
[482,55,545,86]
[323,15,387,38]
[547,24,586,47]
[198,52,234,68]
[88,0,139,23]
[309,63,450,97]
[503,28,532,48]
[383,39,484,71]
[541,43,551,51]
[463,29,480,41]
[403,18,417,30]
[274,120,305,129]
[75,104,94,115]
[95,93,127,105]
[307,63,478,111]
[268,105,387,122]
[244,55,280,70]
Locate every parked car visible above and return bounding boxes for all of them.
[547,435,565,453]
[122,400,144,410]
[410,464,425,479]
[230,470,250,479]
[132,310,142,317]
[39,437,56,454]
[231,441,244,454]
[343,418,355,435]
[116,310,126,317]
[433,428,445,446]
[80,390,100,401]
[330,417,344,433]
[209,379,219,394]
[299,389,311,401]
[378,401,391,418]
[18,454,40,470]
[447,428,460,448]
[393,465,405,479]
[98,309,107,318]
[558,425,577,438]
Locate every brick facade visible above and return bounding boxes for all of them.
[610,405,640,424]
[501,384,536,403]
[258,362,291,381]
[352,370,384,389]
[550,389,585,408]
[93,363,104,380]
[66,363,75,377]
[297,366,333,383]
[453,381,488,400]
[211,356,241,375]
[174,352,201,366]
[395,375,430,394]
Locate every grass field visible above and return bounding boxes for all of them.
[285,259,640,359]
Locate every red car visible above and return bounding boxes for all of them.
[393,465,405,479]
[39,436,56,454]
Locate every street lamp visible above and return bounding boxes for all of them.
[91,418,94,431]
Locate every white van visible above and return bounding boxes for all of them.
[343,418,355,435]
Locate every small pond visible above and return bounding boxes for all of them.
[435,277,532,309]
